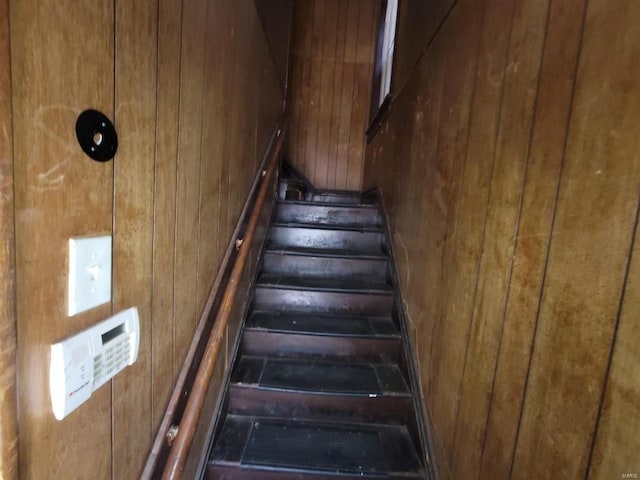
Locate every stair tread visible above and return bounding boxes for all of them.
[246,311,399,338]
[257,274,393,293]
[264,244,387,260]
[210,415,424,477]
[231,356,409,396]
[271,221,384,233]
[269,223,385,253]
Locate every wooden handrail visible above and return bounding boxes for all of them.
[143,126,277,479]
[160,122,286,479]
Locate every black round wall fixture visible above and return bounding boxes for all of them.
[75,109,118,162]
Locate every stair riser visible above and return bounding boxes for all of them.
[262,253,387,280]
[253,287,394,316]
[242,331,401,362]
[276,203,381,227]
[270,226,384,252]
[228,387,412,424]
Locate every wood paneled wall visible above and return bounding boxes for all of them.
[9,0,287,478]
[391,0,453,96]
[287,0,379,191]
[0,1,18,478]
[364,0,640,478]
[255,0,294,95]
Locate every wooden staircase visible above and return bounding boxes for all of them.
[205,186,429,479]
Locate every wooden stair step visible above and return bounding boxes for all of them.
[253,284,394,316]
[262,248,388,280]
[263,244,387,259]
[245,311,399,337]
[275,201,382,227]
[242,311,400,361]
[228,357,411,423]
[231,356,409,395]
[256,273,393,294]
[208,415,425,479]
[271,221,383,233]
[308,190,364,204]
[269,223,385,253]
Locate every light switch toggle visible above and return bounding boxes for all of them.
[87,264,101,281]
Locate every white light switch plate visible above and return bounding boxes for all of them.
[68,236,112,316]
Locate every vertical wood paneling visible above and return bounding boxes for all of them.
[289,1,309,169]
[364,0,640,477]
[478,0,586,476]
[589,212,640,478]
[227,2,257,239]
[429,0,513,473]
[254,0,294,95]
[8,0,289,476]
[416,0,477,403]
[0,1,18,477]
[326,0,347,187]
[511,0,640,475]
[347,0,378,190]
[256,52,285,168]
[450,0,549,476]
[304,0,324,182]
[112,1,158,478]
[315,0,339,187]
[173,0,209,376]
[197,0,227,315]
[288,0,378,190]
[392,0,452,96]
[151,0,183,431]
[11,3,115,479]
[387,2,452,423]
[287,53,302,176]
[214,5,239,260]
[335,0,360,190]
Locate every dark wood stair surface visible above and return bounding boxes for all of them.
[308,190,365,204]
[275,201,382,227]
[205,186,427,479]
[263,244,388,259]
[245,311,399,337]
[230,356,409,395]
[262,248,388,280]
[256,273,393,294]
[242,311,401,362]
[210,416,424,479]
[269,224,386,253]
[271,221,385,233]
